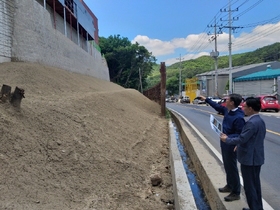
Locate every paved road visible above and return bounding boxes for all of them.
[167,102,280,210]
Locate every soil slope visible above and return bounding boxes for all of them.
[0,62,173,210]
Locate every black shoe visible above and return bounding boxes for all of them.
[218,185,231,193]
[242,208,250,210]
[224,192,240,202]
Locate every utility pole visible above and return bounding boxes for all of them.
[177,54,184,97]
[228,0,233,94]
[209,16,220,96]
[220,0,242,94]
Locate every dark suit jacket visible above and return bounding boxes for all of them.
[225,114,266,166]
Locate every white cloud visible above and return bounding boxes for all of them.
[132,35,175,56]
[132,21,280,65]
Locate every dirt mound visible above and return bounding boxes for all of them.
[0,62,173,210]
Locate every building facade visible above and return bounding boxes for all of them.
[0,0,109,81]
[234,65,280,96]
[196,61,280,96]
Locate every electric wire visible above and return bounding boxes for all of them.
[233,23,280,48]
[240,14,280,28]
[218,21,280,52]
[183,0,278,62]
[191,0,276,58]
[234,0,263,18]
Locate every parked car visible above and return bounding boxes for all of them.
[218,96,246,109]
[218,96,228,107]
[166,96,178,103]
[257,95,279,112]
[206,96,221,105]
[216,96,244,115]
[180,96,190,103]
[192,96,206,104]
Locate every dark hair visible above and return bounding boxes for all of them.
[229,93,242,108]
[245,97,261,111]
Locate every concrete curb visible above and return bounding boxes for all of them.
[169,121,197,210]
[169,110,249,210]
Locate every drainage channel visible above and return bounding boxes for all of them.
[173,122,211,210]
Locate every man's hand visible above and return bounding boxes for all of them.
[199,95,206,100]
[220,133,228,142]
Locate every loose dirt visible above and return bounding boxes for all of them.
[0,62,174,210]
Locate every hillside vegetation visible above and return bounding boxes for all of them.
[147,42,280,94]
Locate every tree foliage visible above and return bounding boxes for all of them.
[99,35,156,91]
[146,42,280,95]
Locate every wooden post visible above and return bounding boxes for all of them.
[10,86,25,107]
[160,62,166,116]
[0,84,12,102]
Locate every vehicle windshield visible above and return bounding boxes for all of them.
[264,96,276,101]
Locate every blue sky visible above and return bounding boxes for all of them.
[84,0,280,65]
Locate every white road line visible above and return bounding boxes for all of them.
[169,108,274,210]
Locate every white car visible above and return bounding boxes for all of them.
[192,97,206,104]
[207,96,222,104]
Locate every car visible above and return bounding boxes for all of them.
[218,96,228,107]
[192,96,206,104]
[180,96,190,103]
[206,96,222,105]
[216,96,245,114]
[166,96,177,103]
[257,95,279,112]
[218,96,246,109]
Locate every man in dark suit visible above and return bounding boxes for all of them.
[201,94,245,202]
[220,97,266,210]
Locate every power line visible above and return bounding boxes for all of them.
[183,0,277,65]
[235,0,249,9]
[233,24,280,48]
[234,0,264,19]
[218,21,280,52]
[185,4,227,59]
[240,14,280,28]
[218,0,242,93]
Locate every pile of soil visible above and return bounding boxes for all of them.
[0,62,174,210]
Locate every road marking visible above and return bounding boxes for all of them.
[267,129,280,136]
[169,107,274,210]
[187,106,280,137]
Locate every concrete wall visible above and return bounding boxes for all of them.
[234,79,274,96]
[0,0,13,62]
[10,0,109,81]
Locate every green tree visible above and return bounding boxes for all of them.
[99,35,156,91]
[145,42,280,92]
[166,76,179,95]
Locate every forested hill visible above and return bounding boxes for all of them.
[146,42,280,92]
